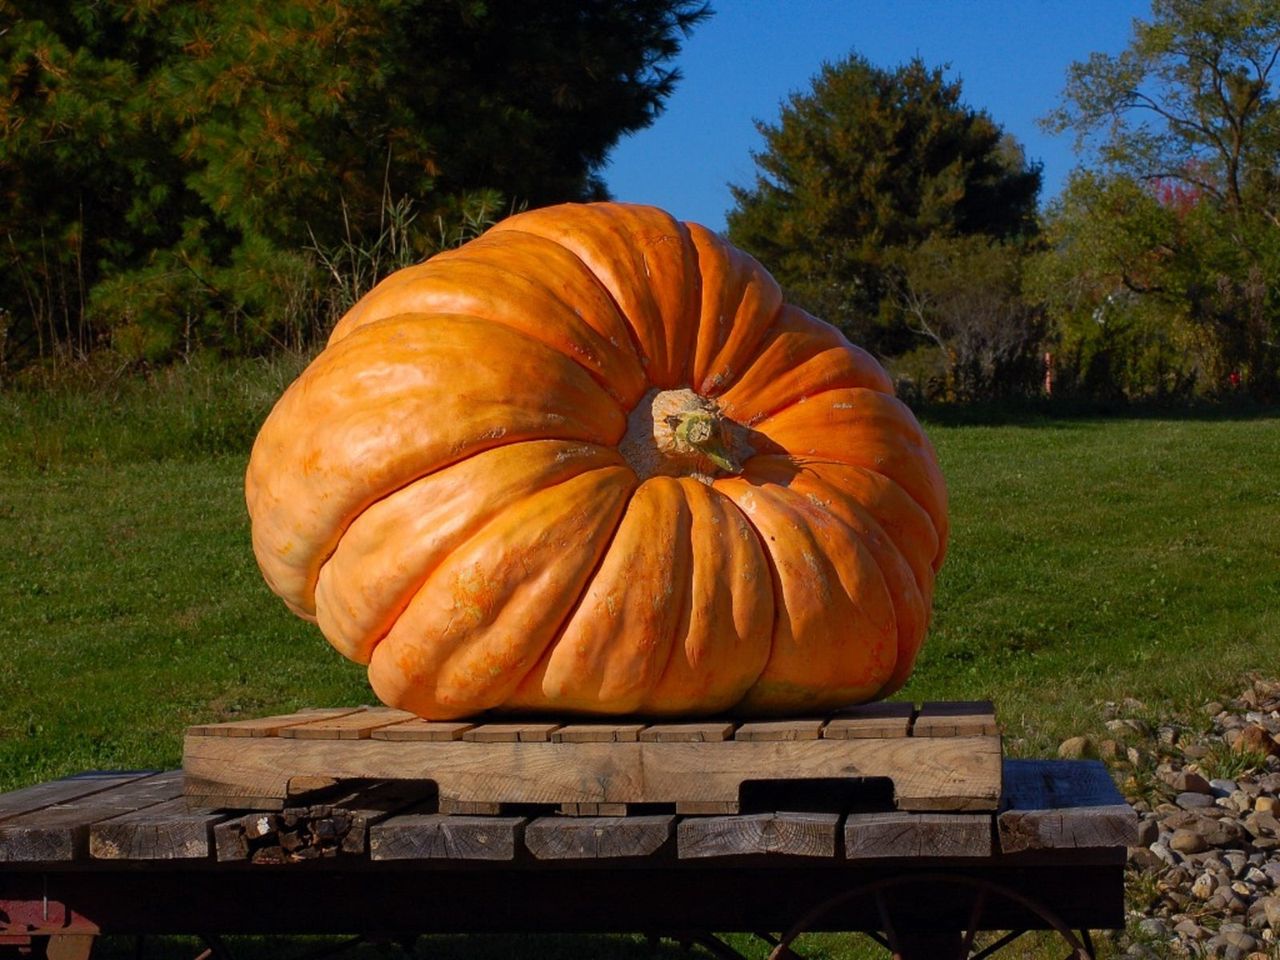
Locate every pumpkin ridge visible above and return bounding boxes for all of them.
[495,467,642,713]
[642,478,772,715]
[481,226,654,388]
[408,244,648,408]
[741,458,926,699]
[315,439,628,664]
[364,464,639,686]
[491,203,701,389]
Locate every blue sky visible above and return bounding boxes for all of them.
[602,0,1153,232]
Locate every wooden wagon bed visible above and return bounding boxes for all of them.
[0,702,1137,960]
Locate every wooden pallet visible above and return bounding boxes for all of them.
[182,701,1003,814]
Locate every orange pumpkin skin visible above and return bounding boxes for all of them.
[246,202,948,719]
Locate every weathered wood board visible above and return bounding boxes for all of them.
[183,703,1003,813]
[997,759,1137,853]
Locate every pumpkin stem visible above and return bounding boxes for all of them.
[619,388,753,483]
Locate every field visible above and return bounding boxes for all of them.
[2,360,1278,957]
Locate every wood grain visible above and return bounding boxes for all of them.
[90,798,227,860]
[638,722,735,742]
[824,702,914,739]
[0,772,155,823]
[552,724,645,743]
[844,811,993,859]
[370,720,475,742]
[677,813,840,859]
[0,771,183,862]
[525,815,673,859]
[280,708,416,740]
[183,732,1003,811]
[997,759,1137,853]
[186,707,366,738]
[914,701,999,737]
[370,815,524,860]
[733,720,824,741]
[462,723,561,743]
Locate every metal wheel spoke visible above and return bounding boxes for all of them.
[864,930,891,950]
[959,887,988,959]
[969,929,1026,960]
[873,891,903,958]
[1078,928,1096,959]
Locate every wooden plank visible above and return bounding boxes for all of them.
[89,798,228,860]
[676,801,740,815]
[280,708,417,740]
[997,759,1137,853]
[185,707,367,738]
[914,701,998,737]
[0,772,155,823]
[638,722,735,742]
[844,811,993,860]
[370,720,475,742]
[734,720,824,742]
[678,813,840,859]
[559,802,630,816]
[462,723,561,743]
[0,771,184,862]
[552,724,645,743]
[183,731,1003,811]
[824,702,914,739]
[525,815,673,859]
[438,798,503,815]
[370,815,524,860]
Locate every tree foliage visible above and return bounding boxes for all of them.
[726,54,1041,355]
[1042,0,1280,397]
[0,0,709,369]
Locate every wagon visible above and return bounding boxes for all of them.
[0,701,1137,959]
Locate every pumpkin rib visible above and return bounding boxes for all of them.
[716,305,895,426]
[507,475,692,714]
[480,226,653,385]
[764,456,943,588]
[640,478,774,715]
[490,203,702,389]
[246,311,626,615]
[715,476,899,713]
[325,237,649,409]
[314,440,629,665]
[366,464,637,719]
[685,222,785,398]
[739,457,929,699]
[750,387,949,557]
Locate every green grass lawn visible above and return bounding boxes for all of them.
[1,366,1277,786]
[1,364,1278,958]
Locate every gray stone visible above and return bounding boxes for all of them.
[1212,778,1241,795]
[1222,929,1258,952]
[1173,917,1204,938]
[1165,770,1215,794]
[1178,791,1218,809]
[1137,917,1171,939]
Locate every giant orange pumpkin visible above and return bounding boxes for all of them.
[246,202,947,719]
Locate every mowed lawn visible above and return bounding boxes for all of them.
[1,366,1278,791]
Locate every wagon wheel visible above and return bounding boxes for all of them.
[764,874,1095,960]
